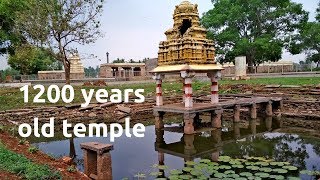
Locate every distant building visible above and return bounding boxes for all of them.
[38,53,85,80]
[99,63,146,79]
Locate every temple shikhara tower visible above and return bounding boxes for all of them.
[157,1,216,66]
[152,1,224,134]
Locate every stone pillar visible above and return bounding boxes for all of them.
[207,71,221,104]
[211,151,220,162]
[141,66,146,77]
[131,67,135,77]
[181,71,195,108]
[234,123,241,139]
[234,105,241,123]
[154,111,165,130]
[265,116,273,131]
[80,142,114,180]
[249,119,257,135]
[211,109,223,128]
[182,82,186,104]
[158,152,165,165]
[184,113,195,134]
[235,56,247,80]
[266,101,273,116]
[250,103,257,119]
[184,134,196,158]
[153,74,165,106]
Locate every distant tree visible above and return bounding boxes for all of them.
[201,0,308,72]
[142,58,150,63]
[291,2,320,67]
[113,58,125,63]
[15,0,104,84]
[84,66,100,78]
[8,45,58,74]
[0,67,20,81]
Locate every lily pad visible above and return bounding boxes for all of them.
[170,169,183,175]
[168,175,180,180]
[240,172,253,177]
[255,172,269,178]
[214,173,226,178]
[260,167,273,173]
[246,166,259,171]
[283,165,298,171]
[199,159,212,164]
[182,167,193,173]
[179,175,192,179]
[273,168,288,174]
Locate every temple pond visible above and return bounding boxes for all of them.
[29,116,320,179]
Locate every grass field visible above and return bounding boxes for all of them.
[0,142,61,179]
[0,77,319,111]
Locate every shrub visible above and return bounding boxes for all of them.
[28,146,39,154]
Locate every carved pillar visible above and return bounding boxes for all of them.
[80,142,114,180]
[154,111,165,130]
[181,71,195,108]
[207,71,221,104]
[153,74,165,106]
[184,113,195,134]
[211,109,223,128]
[131,67,135,77]
[250,103,257,119]
[234,105,241,123]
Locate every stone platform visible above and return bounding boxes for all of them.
[153,97,283,135]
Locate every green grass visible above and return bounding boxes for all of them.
[0,77,319,111]
[0,143,61,179]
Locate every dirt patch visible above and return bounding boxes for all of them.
[0,132,89,180]
[0,170,21,180]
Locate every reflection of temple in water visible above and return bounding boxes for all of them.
[154,116,282,167]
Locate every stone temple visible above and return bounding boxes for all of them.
[152,1,224,134]
[153,1,222,71]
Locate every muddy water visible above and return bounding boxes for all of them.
[30,116,320,179]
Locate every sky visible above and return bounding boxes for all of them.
[0,0,319,70]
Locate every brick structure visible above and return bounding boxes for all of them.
[80,142,113,180]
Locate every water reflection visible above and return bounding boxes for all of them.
[30,116,320,179]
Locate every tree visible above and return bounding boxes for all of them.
[15,0,104,84]
[8,45,59,74]
[291,2,320,67]
[113,58,126,63]
[0,0,26,55]
[201,0,308,72]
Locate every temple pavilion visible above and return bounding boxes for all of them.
[151,1,224,134]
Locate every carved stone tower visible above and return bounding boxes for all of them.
[158,1,215,66]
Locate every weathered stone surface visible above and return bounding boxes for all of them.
[281,85,301,88]
[88,112,97,118]
[265,85,281,88]
[116,105,131,114]
[100,102,114,108]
